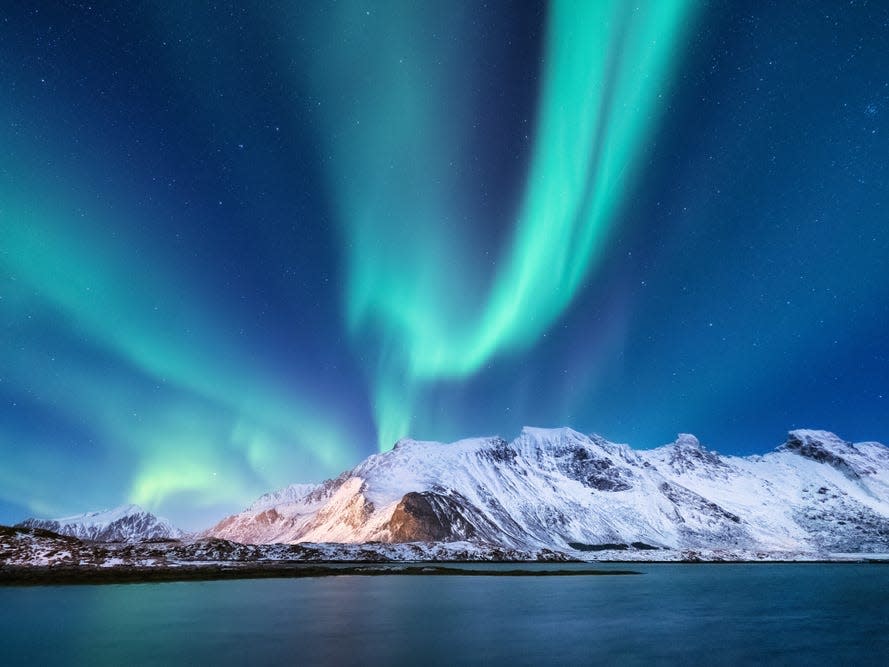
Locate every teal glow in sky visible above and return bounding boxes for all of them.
[1,1,887,528]
[302,1,695,448]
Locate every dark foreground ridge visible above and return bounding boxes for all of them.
[0,563,639,586]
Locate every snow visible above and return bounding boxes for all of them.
[205,427,889,557]
[13,427,888,561]
[18,504,184,542]
[54,504,145,527]
[249,484,320,511]
[787,429,851,445]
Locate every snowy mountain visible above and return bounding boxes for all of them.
[205,427,889,556]
[17,504,184,542]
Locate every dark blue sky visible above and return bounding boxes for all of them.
[1,1,887,527]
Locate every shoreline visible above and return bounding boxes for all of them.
[3,558,888,587]
[0,563,639,586]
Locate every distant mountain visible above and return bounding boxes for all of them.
[205,427,889,556]
[17,504,184,542]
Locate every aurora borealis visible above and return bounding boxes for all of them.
[304,1,697,448]
[2,1,887,528]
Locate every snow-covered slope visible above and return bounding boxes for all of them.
[205,427,889,555]
[17,504,184,542]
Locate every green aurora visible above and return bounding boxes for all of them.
[2,192,359,516]
[301,0,696,449]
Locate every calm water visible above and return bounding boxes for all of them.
[2,563,888,665]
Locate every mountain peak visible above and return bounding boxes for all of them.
[520,425,582,436]
[54,503,144,524]
[673,433,703,449]
[248,484,320,511]
[518,425,590,444]
[780,430,855,458]
[785,429,850,448]
[778,429,864,479]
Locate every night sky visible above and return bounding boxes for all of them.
[2,1,887,529]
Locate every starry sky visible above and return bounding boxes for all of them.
[2,1,887,529]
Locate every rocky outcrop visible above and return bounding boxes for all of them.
[387,492,468,542]
[780,430,861,480]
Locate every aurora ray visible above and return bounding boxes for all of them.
[298,0,696,448]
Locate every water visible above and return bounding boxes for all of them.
[2,563,888,665]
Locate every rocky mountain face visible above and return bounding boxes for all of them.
[17,504,184,542]
[205,428,889,556]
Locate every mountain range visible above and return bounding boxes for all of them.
[11,428,889,560]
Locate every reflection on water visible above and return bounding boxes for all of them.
[2,564,888,665]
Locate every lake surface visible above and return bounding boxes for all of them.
[2,563,888,665]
